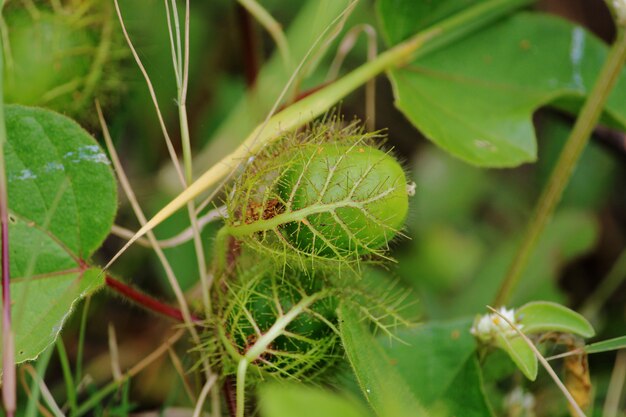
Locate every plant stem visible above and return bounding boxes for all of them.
[55,338,77,415]
[235,359,248,417]
[494,27,626,306]
[104,275,199,323]
[108,0,533,263]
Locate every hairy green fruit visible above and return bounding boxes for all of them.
[210,265,340,380]
[223,119,411,269]
[279,143,409,256]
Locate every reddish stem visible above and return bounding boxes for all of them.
[105,275,200,323]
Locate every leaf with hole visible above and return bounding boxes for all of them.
[1,105,117,366]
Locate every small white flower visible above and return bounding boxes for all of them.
[470,306,523,341]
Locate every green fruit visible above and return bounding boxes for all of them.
[220,266,339,378]
[278,143,409,256]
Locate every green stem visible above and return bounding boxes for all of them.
[119,0,534,252]
[493,27,626,306]
[56,338,77,415]
[236,359,248,417]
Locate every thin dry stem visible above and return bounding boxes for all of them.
[107,323,123,382]
[22,366,64,417]
[167,347,197,404]
[113,0,186,187]
[192,374,218,417]
[110,205,226,248]
[96,103,213,381]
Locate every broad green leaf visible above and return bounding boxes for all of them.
[258,383,372,417]
[380,318,494,416]
[517,301,595,338]
[380,8,626,166]
[379,318,477,406]
[339,304,427,417]
[495,333,537,380]
[2,105,117,364]
[585,336,626,354]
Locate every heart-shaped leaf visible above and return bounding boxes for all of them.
[379,3,626,166]
[2,105,117,364]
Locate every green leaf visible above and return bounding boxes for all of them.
[517,301,595,338]
[379,318,494,416]
[379,318,477,406]
[339,304,427,417]
[494,332,538,381]
[258,383,372,417]
[10,268,104,364]
[380,9,626,166]
[585,336,626,354]
[2,105,117,364]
